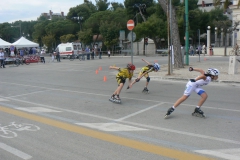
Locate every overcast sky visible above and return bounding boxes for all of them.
[0,0,124,24]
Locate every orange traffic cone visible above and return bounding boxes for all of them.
[96,70,99,74]
[103,76,107,82]
[99,66,102,71]
[204,57,207,61]
[154,60,158,63]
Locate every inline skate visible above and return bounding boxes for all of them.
[164,107,175,119]
[142,87,149,94]
[113,95,121,104]
[192,107,206,118]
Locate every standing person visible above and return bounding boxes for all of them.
[108,50,111,59]
[0,48,5,68]
[164,67,220,119]
[56,51,61,62]
[109,63,136,103]
[19,49,24,57]
[234,43,239,55]
[40,49,45,63]
[202,43,206,55]
[98,47,102,59]
[51,52,55,62]
[128,59,160,93]
[189,45,194,56]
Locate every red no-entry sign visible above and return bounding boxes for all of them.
[127,19,134,31]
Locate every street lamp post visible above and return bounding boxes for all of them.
[73,16,83,31]
[207,26,211,55]
[11,23,21,38]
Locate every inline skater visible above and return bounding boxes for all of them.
[165,67,219,118]
[128,59,160,93]
[109,63,135,103]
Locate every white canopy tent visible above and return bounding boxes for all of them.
[0,38,12,48]
[12,36,39,48]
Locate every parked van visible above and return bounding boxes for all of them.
[56,42,82,58]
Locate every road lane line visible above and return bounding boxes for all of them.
[0,106,214,160]
[0,142,32,160]
[6,89,53,98]
[1,97,240,145]
[115,102,165,121]
[1,81,240,112]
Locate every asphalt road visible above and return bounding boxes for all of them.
[0,56,239,160]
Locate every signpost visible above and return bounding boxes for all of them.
[127,19,134,64]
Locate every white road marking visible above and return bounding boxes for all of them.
[0,82,240,145]
[0,142,32,159]
[6,90,53,98]
[76,123,147,131]
[195,148,240,160]
[16,107,61,113]
[115,102,165,122]
[0,98,9,101]
[1,81,239,113]
[3,96,240,145]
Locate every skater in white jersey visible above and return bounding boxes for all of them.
[165,67,219,118]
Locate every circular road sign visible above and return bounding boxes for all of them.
[127,19,135,31]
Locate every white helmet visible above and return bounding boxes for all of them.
[207,68,219,76]
[153,63,160,71]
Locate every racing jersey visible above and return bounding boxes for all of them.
[140,65,154,73]
[116,68,133,80]
[192,76,212,87]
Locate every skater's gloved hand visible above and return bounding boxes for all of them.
[190,79,196,82]
[189,67,194,71]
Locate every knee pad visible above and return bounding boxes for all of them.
[146,77,150,82]
[135,78,140,82]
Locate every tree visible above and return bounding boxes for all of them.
[95,0,110,11]
[214,20,240,56]
[134,14,167,49]
[158,0,183,68]
[42,34,56,52]
[60,34,76,43]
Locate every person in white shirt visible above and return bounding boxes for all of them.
[0,48,5,68]
[40,49,45,63]
[165,67,219,118]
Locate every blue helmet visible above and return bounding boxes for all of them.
[153,63,160,71]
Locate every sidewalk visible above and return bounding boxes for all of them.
[134,57,240,84]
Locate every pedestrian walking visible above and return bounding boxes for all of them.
[109,63,135,103]
[50,52,55,62]
[165,67,220,119]
[128,59,160,93]
[0,48,5,68]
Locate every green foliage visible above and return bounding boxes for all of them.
[95,0,110,11]
[78,28,93,45]
[42,34,55,52]
[60,34,76,43]
[99,21,120,48]
[110,2,124,11]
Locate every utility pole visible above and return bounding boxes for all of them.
[185,0,189,65]
[167,0,170,75]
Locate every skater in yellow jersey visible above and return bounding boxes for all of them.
[128,59,160,93]
[109,63,135,103]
